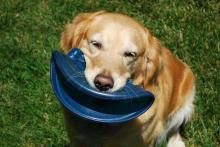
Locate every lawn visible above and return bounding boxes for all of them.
[0,0,219,146]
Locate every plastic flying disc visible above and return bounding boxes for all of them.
[50,48,154,124]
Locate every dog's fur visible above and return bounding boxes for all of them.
[60,11,195,147]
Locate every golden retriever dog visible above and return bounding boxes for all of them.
[60,11,195,147]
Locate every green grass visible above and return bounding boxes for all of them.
[0,0,219,146]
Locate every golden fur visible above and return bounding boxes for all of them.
[60,11,195,147]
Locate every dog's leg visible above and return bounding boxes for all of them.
[166,85,195,147]
[167,132,185,147]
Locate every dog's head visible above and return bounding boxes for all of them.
[61,11,161,92]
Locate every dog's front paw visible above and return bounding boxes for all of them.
[167,133,185,147]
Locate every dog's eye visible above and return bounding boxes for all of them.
[90,40,102,49]
[124,52,137,58]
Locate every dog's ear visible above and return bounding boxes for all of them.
[60,11,106,53]
[142,29,163,87]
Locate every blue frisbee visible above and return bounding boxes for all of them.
[50,48,154,124]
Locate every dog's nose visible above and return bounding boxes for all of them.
[94,74,114,91]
